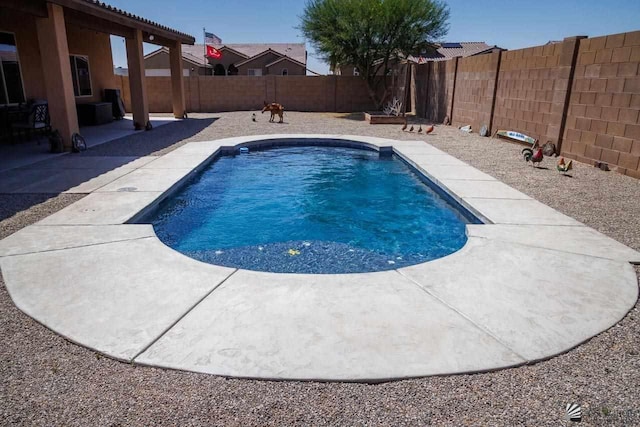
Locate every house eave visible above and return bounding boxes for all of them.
[49,0,195,44]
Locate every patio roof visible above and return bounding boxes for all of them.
[4,0,195,45]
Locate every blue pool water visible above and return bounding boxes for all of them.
[142,145,478,273]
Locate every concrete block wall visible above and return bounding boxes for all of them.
[561,31,640,178]
[115,75,131,113]
[336,76,378,112]
[493,38,579,145]
[414,64,428,117]
[113,29,640,180]
[451,51,500,132]
[199,76,265,111]
[414,30,640,178]
[186,75,200,112]
[275,76,335,112]
[144,76,173,113]
[115,75,376,114]
[419,59,457,123]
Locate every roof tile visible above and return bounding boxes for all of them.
[416,42,498,62]
[181,43,306,66]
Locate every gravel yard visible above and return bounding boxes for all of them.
[1,112,639,426]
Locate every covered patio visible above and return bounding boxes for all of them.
[0,0,194,150]
[0,115,178,172]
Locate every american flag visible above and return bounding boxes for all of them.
[204,31,222,45]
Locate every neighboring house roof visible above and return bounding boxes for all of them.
[183,51,212,67]
[144,47,211,67]
[145,42,307,69]
[332,42,500,71]
[265,56,307,69]
[182,43,306,65]
[218,43,306,64]
[218,46,250,59]
[412,42,501,62]
[235,49,285,67]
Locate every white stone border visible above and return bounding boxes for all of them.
[0,135,638,382]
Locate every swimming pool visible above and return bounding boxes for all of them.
[142,143,480,273]
[5,133,638,380]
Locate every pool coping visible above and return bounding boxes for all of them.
[0,134,638,382]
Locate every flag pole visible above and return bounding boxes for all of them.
[203,27,207,75]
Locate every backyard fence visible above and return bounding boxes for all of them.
[415,30,640,178]
[115,75,378,115]
[115,29,640,178]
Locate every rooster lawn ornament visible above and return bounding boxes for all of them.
[522,142,544,167]
[557,157,573,175]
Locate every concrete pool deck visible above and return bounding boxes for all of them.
[0,134,638,381]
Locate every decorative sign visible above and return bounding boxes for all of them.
[496,130,537,145]
[206,45,222,59]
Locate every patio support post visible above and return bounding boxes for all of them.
[169,41,186,118]
[125,29,150,130]
[35,3,79,150]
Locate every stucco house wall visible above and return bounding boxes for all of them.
[0,10,115,105]
[236,51,282,75]
[144,52,206,76]
[207,49,248,74]
[0,9,47,100]
[66,26,115,104]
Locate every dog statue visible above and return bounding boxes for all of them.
[262,101,284,123]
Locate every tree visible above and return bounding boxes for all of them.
[300,0,449,109]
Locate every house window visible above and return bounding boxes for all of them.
[69,55,92,97]
[281,68,288,76]
[0,32,25,105]
[353,67,359,76]
[247,68,262,76]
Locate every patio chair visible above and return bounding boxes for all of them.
[11,101,51,143]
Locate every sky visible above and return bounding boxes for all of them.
[108,0,640,75]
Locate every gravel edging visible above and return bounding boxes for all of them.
[0,194,85,240]
[1,112,639,426]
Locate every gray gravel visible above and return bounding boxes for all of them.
[1,112,639,426]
